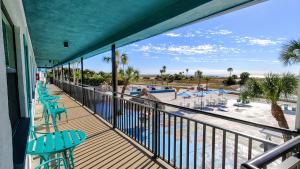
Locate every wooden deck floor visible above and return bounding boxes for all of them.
[32,84,172,169]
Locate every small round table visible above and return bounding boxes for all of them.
[27,130,86,168]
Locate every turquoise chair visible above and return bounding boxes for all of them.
[45,102,68,131]
[29,123,61,166]
[35,157,68,169]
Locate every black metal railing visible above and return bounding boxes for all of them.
[241,136,300,169]
[52,79,300,169]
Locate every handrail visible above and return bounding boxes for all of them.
[57,80,300,136]
[116,95,278,146]
[114,91,299,136]
[241,135,300,169]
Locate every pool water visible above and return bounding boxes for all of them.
[95,102,260,169]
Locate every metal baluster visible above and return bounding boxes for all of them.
[202,125,206,169]
[139,105,142,144]
[93,88,96,113]
[180,118,183,169]
[163,112,166,160]
[194,122,197,169]
[186,119,190,169]
[248,138,252,160]
[234,134,238,169]
[168,114,171,164]
[212,127,216,169]
[135,104,137,139]
[222,130,226,169]
[174,116,177,167]
[158,110,161,157]
[148,107,150,149]
[144,106,147,146]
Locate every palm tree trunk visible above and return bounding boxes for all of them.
[271,102,291,142]
[121,82,128,99]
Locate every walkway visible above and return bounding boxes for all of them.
[32,84,171,169]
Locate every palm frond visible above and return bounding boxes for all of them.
[280,40,300,65]
[242,78,263,99]
[280,73,298,98]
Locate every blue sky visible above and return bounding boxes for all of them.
[84,0,299,77]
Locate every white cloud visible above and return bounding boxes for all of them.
[139,43,217,55]
[236,36,283,46]
[138,43,241,56]
[164,32,181,37]
[183,33,195,38]
[164,28,233,38]
[208,29,232,35]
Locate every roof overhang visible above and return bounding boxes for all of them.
[22,0,266,67]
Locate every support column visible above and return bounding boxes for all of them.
[68,62,71,93]
[68,63,71,84]
[111,44,118,128]
[52,68,54,84]
[295,70,300,130]
[81,57,84,105]
[61,65,64,89]
[53,67,55,83]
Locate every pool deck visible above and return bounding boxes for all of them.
[31,84,172,169]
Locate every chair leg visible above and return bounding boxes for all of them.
[69,148,75,168]
[65,112,68,123]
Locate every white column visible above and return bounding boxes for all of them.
[295,70,300,130]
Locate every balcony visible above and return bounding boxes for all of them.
[32,84,172,168]
[32,80,300,169]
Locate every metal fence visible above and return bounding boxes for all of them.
[53,79,300,169]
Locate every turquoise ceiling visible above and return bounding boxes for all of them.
[22,0,264,67]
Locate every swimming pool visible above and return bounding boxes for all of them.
[130,89,175,95]
[94,102,262,169]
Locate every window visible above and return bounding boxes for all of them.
[2,8,20,130]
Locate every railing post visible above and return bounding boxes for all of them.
[152,102,159,158]
[111,44,118,128]
[61,65,64,91]
[93,87,96,113]
[81,57,84,106]
[68,62,71,94]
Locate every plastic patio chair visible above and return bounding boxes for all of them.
[45,102,68,131]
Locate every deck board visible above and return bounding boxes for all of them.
[32,84,172,169]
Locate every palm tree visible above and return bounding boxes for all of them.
[121,54,128,69]
[159,69,164,76]
[204,76,211,91]
[119,66,140,99]
[162,65,167,74]
[195,70,203,89]
[280,39,300,131]
[103,50,128,69]
[227,67,233,77]
[280,40,300,65]
[185,68,189,78]
[242,73,297,141]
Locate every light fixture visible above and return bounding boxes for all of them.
[64,41,69,48]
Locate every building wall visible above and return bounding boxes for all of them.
[0,2,13,168]
[0,0,36,168]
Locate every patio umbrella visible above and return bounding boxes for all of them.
[178,92,191,105]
